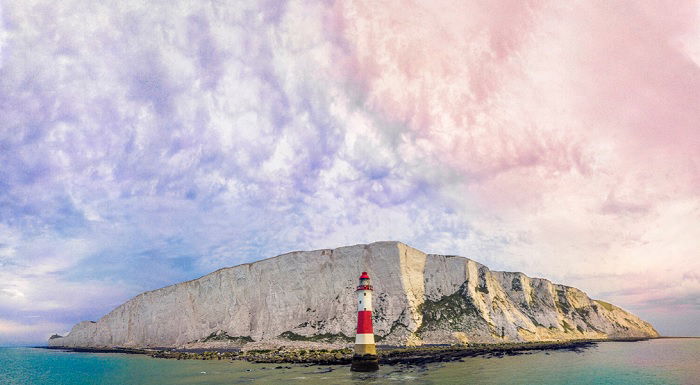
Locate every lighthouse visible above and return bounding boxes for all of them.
[351,271,379,372]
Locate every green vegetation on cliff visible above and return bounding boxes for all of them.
[200,331,254,343]
[278,331,353,343]
[416,282,484,336]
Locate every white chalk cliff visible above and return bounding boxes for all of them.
[49,241,658,348]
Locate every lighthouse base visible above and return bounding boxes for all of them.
[351,354,379,372]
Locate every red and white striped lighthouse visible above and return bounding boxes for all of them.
[351,271,379,371]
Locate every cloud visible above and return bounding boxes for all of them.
[328,0,700,335]
[0,0,470,344]
[0,0,698,342]
[0,318,68,346]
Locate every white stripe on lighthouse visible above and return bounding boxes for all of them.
[357,291,372,311]
[355,333,375,344]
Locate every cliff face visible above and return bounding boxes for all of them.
[49,242,658,348]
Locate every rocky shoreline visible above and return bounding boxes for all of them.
[44,337,652,367]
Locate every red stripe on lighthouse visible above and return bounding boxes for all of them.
[356,310,373,334]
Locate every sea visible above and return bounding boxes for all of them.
[0,338,697,385]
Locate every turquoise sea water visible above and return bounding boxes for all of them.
[1,339,698,384]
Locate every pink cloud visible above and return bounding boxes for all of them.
[332,0,588,193]
[331,0,700,328]
[572,1,700,192]
[333,0,699,202]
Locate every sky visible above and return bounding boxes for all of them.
[0,0,699,345]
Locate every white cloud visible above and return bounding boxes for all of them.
[0,0,697,343]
